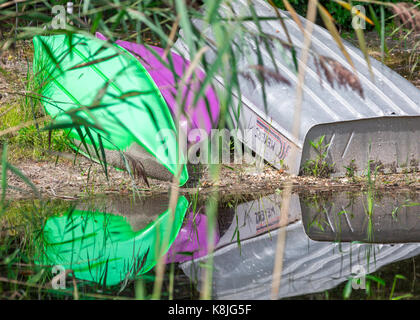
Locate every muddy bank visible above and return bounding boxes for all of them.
[4,157,419,201]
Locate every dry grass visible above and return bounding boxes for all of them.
[391,2,420,33]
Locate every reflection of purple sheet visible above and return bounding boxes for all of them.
[166,213,220,264]
[96,33,219,141]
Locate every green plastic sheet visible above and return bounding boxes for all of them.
[33,34,188,185]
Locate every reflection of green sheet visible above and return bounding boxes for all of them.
[37,196,188,286]
[33,34,188,185]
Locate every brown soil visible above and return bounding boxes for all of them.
[4,159,419,201]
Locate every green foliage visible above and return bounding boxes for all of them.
[0,102,70,160]
[0,54,71,160]
[272,0,402,31]
[14,124,69,155]
[344,159,357,181]
[301,135,335,178]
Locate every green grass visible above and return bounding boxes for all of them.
[0,58,71,161]
[0,101,70,161]
[301,135,335,178]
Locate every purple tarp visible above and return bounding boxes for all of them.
[96,32,219,142]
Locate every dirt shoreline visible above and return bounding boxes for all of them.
[4,157,419,201]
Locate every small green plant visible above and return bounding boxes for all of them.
[365,158,383,190]
[302,135,335,178]
[344,159,357,181]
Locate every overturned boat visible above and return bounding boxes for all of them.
[174,0,420,175]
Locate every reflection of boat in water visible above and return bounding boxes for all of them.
[166,193,301,263]
[166,212,220,264]
[176,193,420,299]
[36,196,188,286]
[301,192,420,243]
[34,191,420,295]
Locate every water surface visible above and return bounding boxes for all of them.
[21,189,420,299]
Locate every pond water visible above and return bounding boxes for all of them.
[4,189,420,299]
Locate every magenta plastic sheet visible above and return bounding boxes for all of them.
[96,32,219,142]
